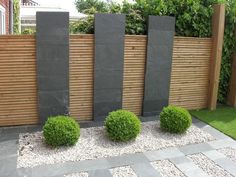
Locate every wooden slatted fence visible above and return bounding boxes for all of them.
[169,37,212,109]
[122,36,212,114]
[0,35,38,126]
[69,35,94,121]
[0,34,212,125]
[122,35,146,115]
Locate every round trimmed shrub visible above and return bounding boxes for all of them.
[160,106,192,133]
[105,110,141,142]
[43,116,80,147]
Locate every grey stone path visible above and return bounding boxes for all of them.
[0,117,236,177]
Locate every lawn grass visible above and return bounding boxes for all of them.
[190,106,236,140]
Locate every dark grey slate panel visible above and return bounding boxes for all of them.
[94,102,122,121]
[143,16,175,116]
[94,13,125,121]
[94,69,123,90]
[95,44,124,69]
[36,12,69,124]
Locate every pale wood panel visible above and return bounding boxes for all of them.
[0,34,212,126]
[169,37,212,110]
[69,35,94,121]
[122,35,147,115]
[0,35,38,126]
[208,4,225,110]
[122,35,212,113]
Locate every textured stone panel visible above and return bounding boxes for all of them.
[36,12,69,123]
[143,16,175,116]
[94,13,125,121]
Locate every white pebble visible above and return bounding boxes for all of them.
[17,121,214,168]
[110,166,137,177]
[188,153,233,177]
[151,160,186,177]
[218,147,236,163]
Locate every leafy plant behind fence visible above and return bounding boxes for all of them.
[13,0,20,34]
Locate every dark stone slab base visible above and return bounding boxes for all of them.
[143,16,175,116]
[93,13,125,121]
[36,12,69,124]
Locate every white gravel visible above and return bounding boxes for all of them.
[187,153,233,177]
[218,147,236,163]
[151,160,186,177]
[17,121,214,168]
[64,172,89,177]
[110,166,137,177]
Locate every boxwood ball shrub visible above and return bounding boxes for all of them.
[105,110,141,142]
[43,116,80,147]
[160,106,192,133]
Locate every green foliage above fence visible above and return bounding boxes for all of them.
[70,16,94,34]
[73,0,236,103]
[218,0,236,103]
[21,28,36,35]
[13,0,20,34]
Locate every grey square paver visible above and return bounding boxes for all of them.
[31,158,109,177]
[170,156,208,177]
[181,168,209,177]
[203,150,236,176]
[0,156,17,177]
[207,138,236,149]
[179,142,213,155]
[61,158,111,174]
[0,171,19,177]
[193,121,208,128]
[203,150,227,160]
[89,169,112,177]
[201,125,230,140]
[131,162,161,177]
[0,132,20,142]
[214,158,236,176]
[169,156,191,165]
[17,168,33,177]
[144,147,185,161]
[107,153,149,168]
[0,139,18,160]
[31,163,69,177]
[191,117,202,124]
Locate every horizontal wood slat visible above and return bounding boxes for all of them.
[169,37,212,109]
[69,35,94,121]
[122,35,147,115]
[0,34,212,126]
[0,35,38,126]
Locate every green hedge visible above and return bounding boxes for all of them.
[43,116,80,147]
[160,106,192,133]
[105,110,141,142]
[73,0,236,103]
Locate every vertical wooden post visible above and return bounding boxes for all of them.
[227,28,236,107]
[208,4,225,110]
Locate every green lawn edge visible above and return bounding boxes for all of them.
[190,106,236,140]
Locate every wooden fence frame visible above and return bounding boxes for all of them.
[0,4,228,126]
[208,4,225,110]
